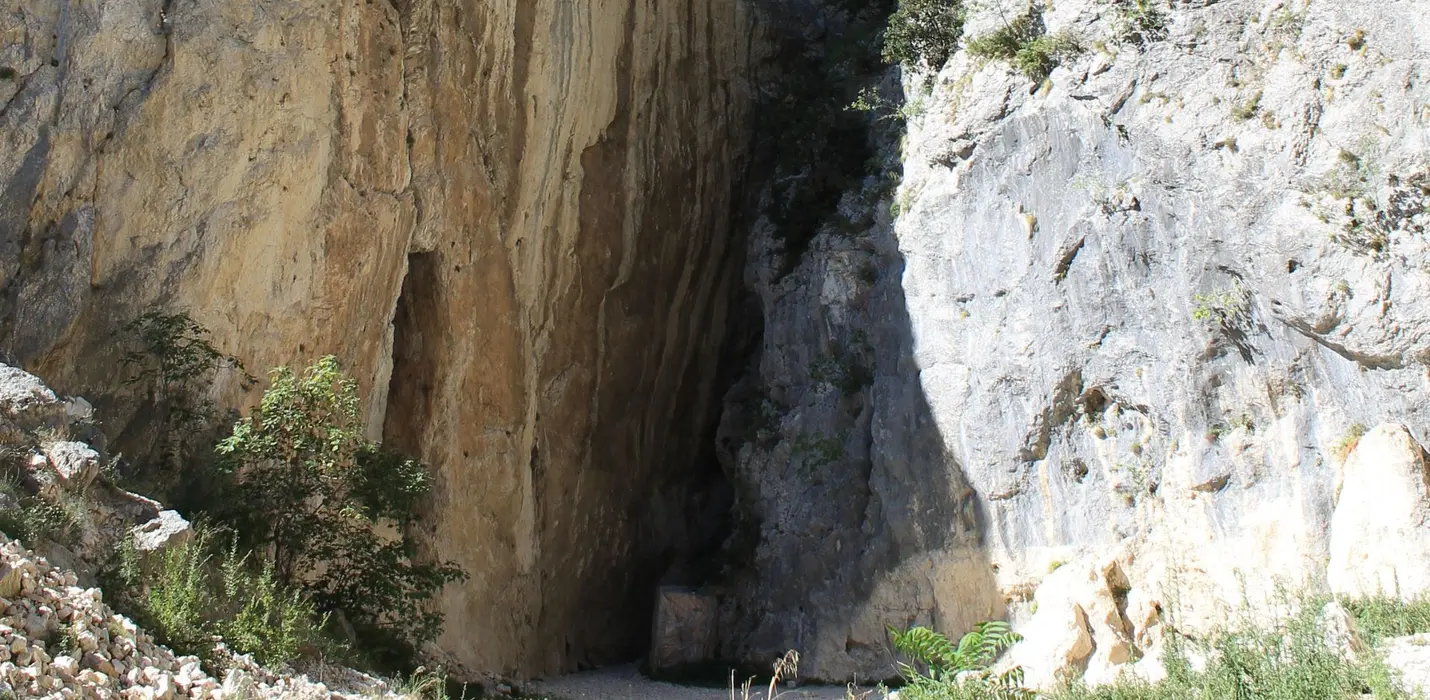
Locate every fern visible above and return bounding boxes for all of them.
[891,622,1032,699]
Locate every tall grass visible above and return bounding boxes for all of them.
[104,525,325,669]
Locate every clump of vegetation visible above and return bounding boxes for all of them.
[1106,0,1170,47]
[1332,422,1369,462]
[1230,90,1263,121]
[760,1,895,276]
[730,650,801,700]
[849,86,929,124]
[808,336,875,396]
[104,526,324,668]
[1192,287,1251,327]
[883,0,966,70]
[891,621,1032,699]
[214,356,466,668]
[791,433,845,469]
[0,490,79,548]
[1347,29,1367,51]
[109,312,467,673]
[118,311,252,504]
[1342,594,1430,645]
[967,9,1084,82]
[1302,149,1399,257]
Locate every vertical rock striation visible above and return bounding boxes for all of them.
[1,0,760,677]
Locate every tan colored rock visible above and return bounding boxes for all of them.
[2,0,757,677]
[0,564,19,599]
[1012,564,1097,688]
[43,441,100,493]
[1329,424,1430,599]
[1012,558,1141,688]
[648,586,717,671]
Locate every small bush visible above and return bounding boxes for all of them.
[1106,0,1169,47]
[1230,90,1263,121]
[967,10,1083,82]
[105,527,324,668]
[884,0,966,70]
[1192,288,1250,327]
[217,540,325,667]
[1332,423,1368,462]
[1342,594,1430,645]
[0,473,79,548]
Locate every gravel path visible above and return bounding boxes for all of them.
[529,665,883,700]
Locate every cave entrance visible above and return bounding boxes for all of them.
[627,284,764,680]
[382,251,440,456]
[380,248,747,677]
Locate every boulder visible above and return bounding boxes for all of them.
[131,511,193,554]
[648,586,717,671]
[1014,601,1094,689]
[0,366,61,431]
[0,563,19,598]
[1318,601,1367,661]
[1328,424,1430,599]
[1012,558,1143,688]
[43,442,100,493]
[1381,634,1430,696]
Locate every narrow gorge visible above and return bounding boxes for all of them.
[3,0,1430,692]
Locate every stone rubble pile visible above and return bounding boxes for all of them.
[0,534,407,699]
[0,363,412,698]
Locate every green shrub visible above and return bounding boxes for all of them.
[105,527,324,668]
[217,540,324,666]
[215,356,465,668]
[1106,0,1169,47]
[0,472,80,548]
[130,535,212,658]
[1191,288,1250,327]
[884,0,966,69]
[1342,594,1430,645]
[118,311,252,502]
[891,622,1032,699]
[966,10,1083,82]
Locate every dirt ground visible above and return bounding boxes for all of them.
[527,664,887,700]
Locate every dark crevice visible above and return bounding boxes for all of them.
[382,251,441,455]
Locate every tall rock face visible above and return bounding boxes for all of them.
[1,0,759,677]
[718,0,1430,682]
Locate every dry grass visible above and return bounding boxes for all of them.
[730,650,800,700]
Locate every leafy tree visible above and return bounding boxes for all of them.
[883,0,966,70]
[215,356,465,667]
[118,311,252,497]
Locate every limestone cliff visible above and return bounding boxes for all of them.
[717,0,1430,683]
[1,0,759,677]
[8,0,1430,687]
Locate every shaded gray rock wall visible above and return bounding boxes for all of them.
[719,0,1430,682]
